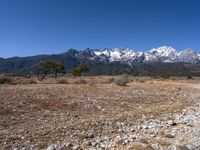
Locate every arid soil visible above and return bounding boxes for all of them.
[0,76,200,150]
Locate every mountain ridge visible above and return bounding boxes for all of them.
[2,46,199,64]
[0,46,200,76]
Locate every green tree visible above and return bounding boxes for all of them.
[35,61,65,80]
[72,64,89,77]
[35,61,52,81]
[51,62,65,78]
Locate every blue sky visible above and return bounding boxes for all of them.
[0,0,200,58]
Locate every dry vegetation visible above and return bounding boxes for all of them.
[0,75,200,149]
[0,75,37,85]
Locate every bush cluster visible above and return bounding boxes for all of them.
[0,76,37,85]
[101,77,114,84]
[114,75,129,86]
[0,76,13,84]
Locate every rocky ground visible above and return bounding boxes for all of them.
[1,76,200,150]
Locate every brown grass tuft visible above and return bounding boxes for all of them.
[115,75,129,86]
[156,139,172,147]
[0,76,13,84]
[163,134,175,138]
[74,78,87,84]
[128,144,145,150]
[14,78,37,84]
[101,77,115,84]
[57,78,69,84]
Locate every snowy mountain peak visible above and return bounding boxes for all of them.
[180,48,195,54]
[94,48,138,62]
[176,48,199,63]
[149,46,177,57]
[79,46,199,65]
[143,46,177,63]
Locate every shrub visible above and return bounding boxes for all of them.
[57,79,69,84]
[160,74,170,79]
[115,75,129,86]
[27,80,37,84]
[0,76,37,85]
[187,75,193,79]
[101,77,114,84]
[74,78,87,84]
[72,64,89,77]
[135,77,147,83]
[13,78,37,84]
[0,76,13,84]
[150,75,160,79]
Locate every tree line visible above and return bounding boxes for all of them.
[34,61,89,81]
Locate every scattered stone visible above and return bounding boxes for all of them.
[168,120,177,126]
[85,140,92,146]
[82,130,95,139]
[65,142,73,148]
[73,145,81,150]
[47,145,56,150]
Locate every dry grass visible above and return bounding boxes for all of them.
[56,78,69,84]
[101,77,115,84]
[133,77,150,83]
[0,76,37,85]
[156,139,172,147]
[114,75,130,86]
[163,134,175,138]
[128,144,145,150]
[74,78,87,84]
[14,78,37,84]
[0,76,13,84]
[0,76,199,149]
[139,139,148,144]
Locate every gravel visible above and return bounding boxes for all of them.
[1,79,200,150]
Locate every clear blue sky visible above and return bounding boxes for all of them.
[0,0,200,58]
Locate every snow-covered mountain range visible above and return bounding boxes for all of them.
[1,46,200,75]
[82,46,200,65]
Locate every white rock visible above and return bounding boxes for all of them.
[47,145,56,150]
[73,145,80,150]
